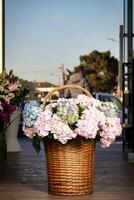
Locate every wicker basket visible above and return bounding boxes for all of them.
[43,85,95,196]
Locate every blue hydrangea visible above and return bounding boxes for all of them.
[22,101,43,127]
[98,101,119,118]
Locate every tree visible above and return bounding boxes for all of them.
[78,50,118,93]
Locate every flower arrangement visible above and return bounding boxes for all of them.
[0,70,19,125]
[0,69,29,161]
[23,94,122,153]
[0,70,30,124]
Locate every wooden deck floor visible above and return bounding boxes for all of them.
[0,138,134,200]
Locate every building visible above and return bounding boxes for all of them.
[33,81,59,101]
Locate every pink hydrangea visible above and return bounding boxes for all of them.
[23,94,122,148]
[99,116,122,148]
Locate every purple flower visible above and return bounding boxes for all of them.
[0,112,10,122]
[6,103,16,114]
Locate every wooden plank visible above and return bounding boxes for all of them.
[0,138,134,200]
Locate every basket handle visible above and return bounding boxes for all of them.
[43,84,92,108]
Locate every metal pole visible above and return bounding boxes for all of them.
[123,0,126,62]
[127,0,133,125]
[119,25,123,98]
[127,0,134,152]
[59,64,65,85]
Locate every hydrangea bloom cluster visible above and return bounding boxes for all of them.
[22,101,43,138]
[98,101,119,118]
[23,94,122,150]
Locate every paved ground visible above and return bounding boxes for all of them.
[0,138,134,200]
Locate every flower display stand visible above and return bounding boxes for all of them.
[6,108,21,152]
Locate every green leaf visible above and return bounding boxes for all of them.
[68,123,76,130]
[82,139,92,144]
[9,69,13,76]
[32,135,41,154]
[95,133,101,141]
[47,133,54,140]
[77,103,84,118]
[53,107,57,114]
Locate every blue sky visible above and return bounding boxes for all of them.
[5,0,123,84]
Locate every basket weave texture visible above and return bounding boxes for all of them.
[44,139,95,195]
[43,85,94,195]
